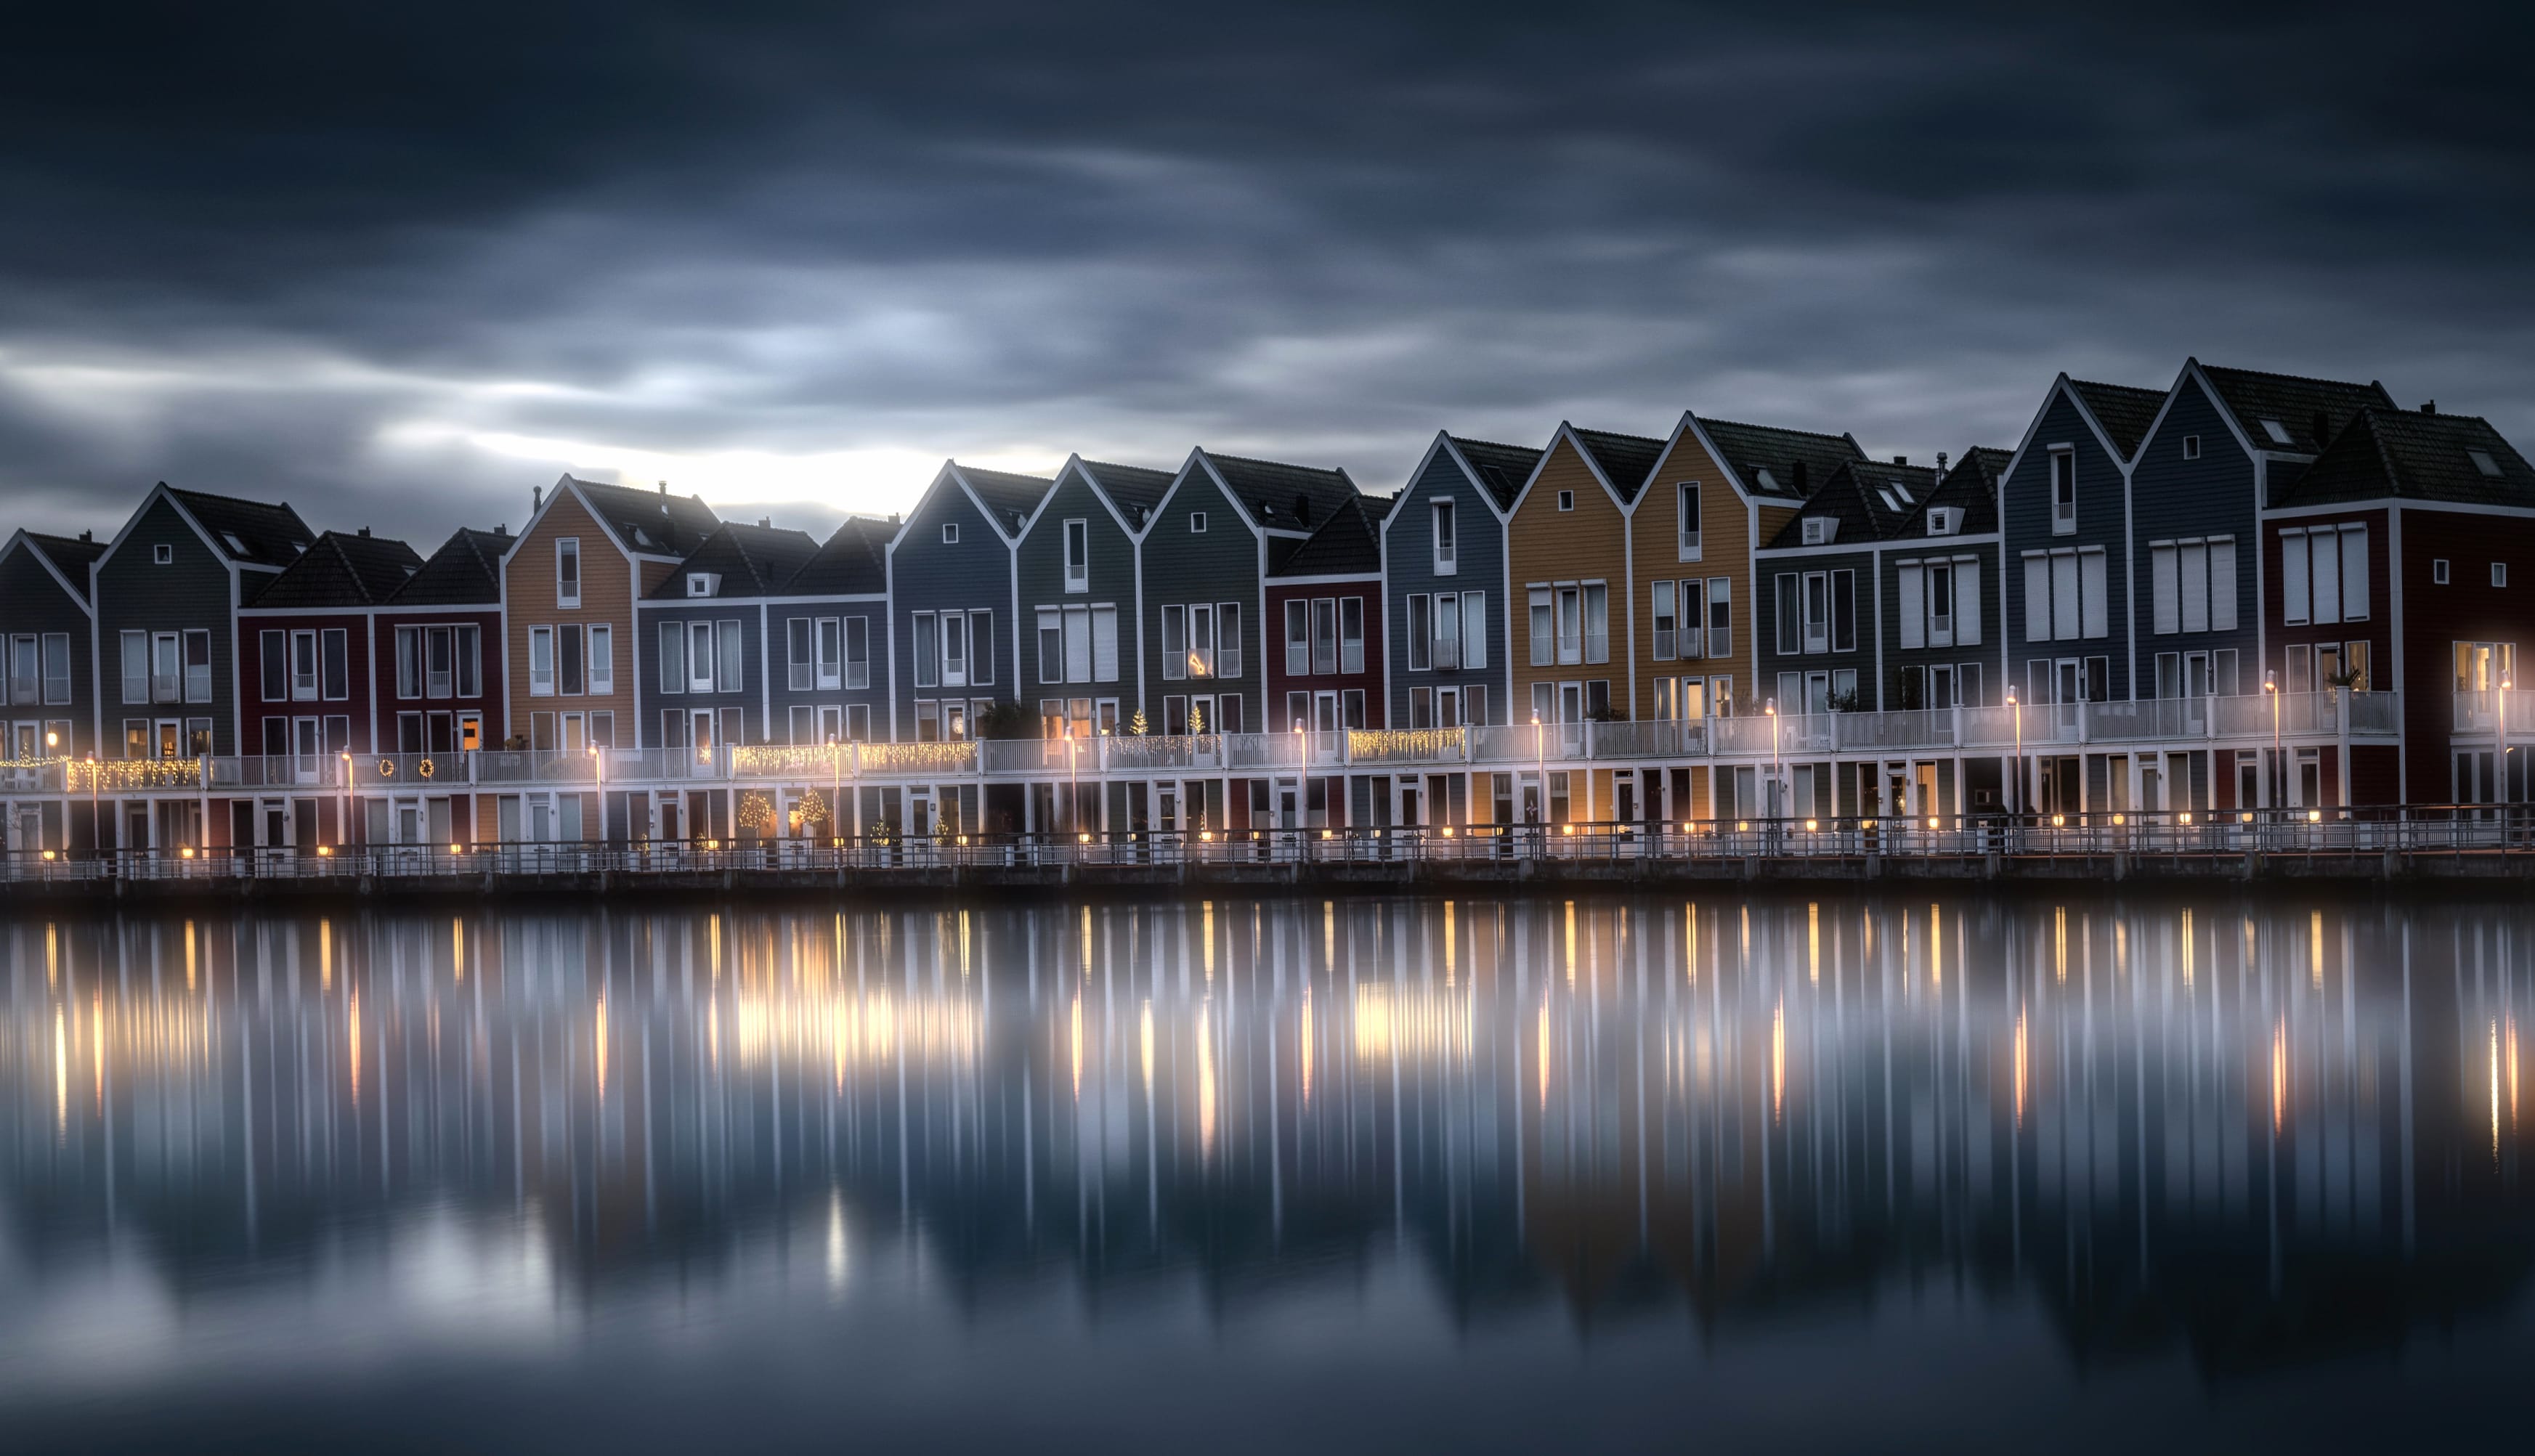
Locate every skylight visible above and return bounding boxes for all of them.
[221,532,248,554]
[1888,478,1913,503]
[1753,468,1780,493]
[2260,419,2294,446]
[1877,487,1902,512]
[2469,448,2503,478]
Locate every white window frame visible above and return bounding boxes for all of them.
[1677,482,1701,561]
[555,537,580,608]
[2049,449,2077,535]
[1431,500,1456,577]
[1063,519,1090,592]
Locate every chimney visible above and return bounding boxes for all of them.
[533,484,543,513]
[1791,459,1809,494]
[2311,410,2332,448]
[1936,451,1950,476]
[357,526,370,537]
[495,523,507,537]
[659,481,668,495]
[1293,493,1313,526]
[78,529,92,542]
[759,516,771,529]
[1893,455,1907,466]
[2422,400,2438,415]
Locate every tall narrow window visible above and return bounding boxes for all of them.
[258,630,286,701]
[2339,526,2369,622]
[1707,578,1731,660]
[1556,587,1581,665]
[688,620,715,693]
[289,630,319,701]
[1461,591,1485,671]
[1339,597,1365,675]
[843,617,869,689]
[2282,530,2310,625]
[426,626,454,698]
[1286,599,1310,676]
[2311,529,2341,626]
[556,537,580,607]
[2049,451,2076,534]
[1924,565,1950,648]
[321,628,349,700]
[397,627,421,699]
[1581,584,1608,664]
[912,613,938,688]
[41,633,70,706]
[1432,500,1456,575]
[1775,574,1801,655]
[1678,483,1701,559]
[559,622,585,695]
[1432,593,1459,672]
[789,618,814,691]
[1063,519,1090,591]
[1652,580,1677,662]
[457,625,482,697]
[530,626,555,696]
[1161,604,1186,681]
[1214,603,1241,680]
[1897,563,1925,650]
[183,630,212,703]
[1801,573,1829,655]
[2181,540,2210,633]
[1064,606,1092,683]
[715,619,743,693]
[941,611,968,687]
[1091,606,1119,682]
[1832,570,1857,654]
[2079,549,2108,639]
[967,611,994,686]
[1528,589,1551,667]
[660,622,686,695]
[1408,595,1432,672]
[1040,609,1064,683]
[1956,561,1982,646]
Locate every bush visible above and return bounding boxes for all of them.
[976,701,1039,739]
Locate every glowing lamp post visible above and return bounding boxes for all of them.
[2266,671,2280,814]
[2005,688,2021,820]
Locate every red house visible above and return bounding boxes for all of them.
[2263,405,2535,805]
[236,529,422,761]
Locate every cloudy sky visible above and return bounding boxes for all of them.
[4,1,2530,548]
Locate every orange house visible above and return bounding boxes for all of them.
[1627,415,1865,726]
[1506,423,1666,728]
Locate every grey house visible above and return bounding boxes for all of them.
[886,462,1051,741]
[1879,449,2008,714]
[1379,432,1540,728]
[1996,378,2163,711]
[1014,456,1173,737]
[763,516,894,745]
[2129,359,2394,699]
[637,521,819,752]
[90,484,312,759]
[1139,449,1363,736]
[1756,458,1935,715]
[0,529,105,762]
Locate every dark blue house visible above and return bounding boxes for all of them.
[1996,376,2163,711]
[1377,432,1539,728]
[1013,456,1173,737]
[636,520,819,752]
[761,516,895,745]
[885,462,1050,741]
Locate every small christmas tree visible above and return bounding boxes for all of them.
[1129,709,1148,736]
[737,791,776,836]
[1188,702,1205,736]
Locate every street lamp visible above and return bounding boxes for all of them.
[85,753,98,862]
[341,750,352,856]
[2266,671,2280,813]
[2005,687,2021,818]
[1766,697,1781,826]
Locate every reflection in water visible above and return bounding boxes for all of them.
[2,895,2532,1449]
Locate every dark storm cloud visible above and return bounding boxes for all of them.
[2,0,2531,543]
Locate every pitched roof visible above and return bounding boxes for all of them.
[169,487,312,568]
[1447,436,1544,511]
[1270,495,1384,578]
[1692,418,1867,500]
[1568,427,1667,504]
[1765,460,1939,549]
[2197,364,2396,455]
[2272,407,2535,510]
[1077,460,1177,525]
[244,530,422,608]
[387,528,508,606]
[952,464,1054,534]
[562,476,721,558]
[23,532,105,601]
[1199,451,1363,532]
[2065,379,2167,460]
[646,521,821,600]
[1910,447,2010,537]
[780,516,892,597]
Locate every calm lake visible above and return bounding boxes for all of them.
[1,894,2528,1453]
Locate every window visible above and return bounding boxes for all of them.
[1526,590,1549,667]
[41,634,69,705]
[1652,581,1677,661]
[259,630,288,701]
[1042,609,1066,683]
[1556,586,1581,665]
[1092,606,1118,682]
[2183,434,2201,460]
[184,630,212,703]
[121,630,146,705]
[288,630,319,700]
[1801,572,1830,654]
[814,618,843,691]
[2497,563,2510,589]
[1189,512,1206,534]
[555,538,580,607]
[1801,517,1835,546]
[1064,519,1090,591]
[912,613,938,688]
[843,617,869,689]
[941,522,958,545]
[1410,686,1432,728]
[395,627,419,699]
[1215,603,1240,678]
[1774,574,1800,656]
[660,622,686,695]
[1339,597,1365,674]
[1557,490,1575,512]
[1161,604,1186,680]
[1064,606,1092,683]
[1925,507,1955,537]
[969,611,994,686]
[321,628,349,700]
[530,627,555,695]
[790,618,815,691]
[1581,583,1608,664]
[559,622,585,695]
[1678,483,1701,559]
[1311,598,1339,675]
[153,543,173,565]
[1285,600,1310,676]
[456,625,482,698]
[2435,558,2451,585]
[1708,578,1731,660]
[2260,419,2293,446]
[1833,570,1857,654]
[421,625,451,698]
[715,619,742,693]
[2469,448,2502,478]
[2022,548,2108,641]
[2049,450,2077,534]
[1432,500,1456,575]
[941,611,969,687]
[2278,526,2365,625]
[1342,688,1366,729]
[1432,592,1459,671]
[151,633,180,704]
[686,573,715,598]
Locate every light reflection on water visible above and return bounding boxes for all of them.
[1,894,2531,1452]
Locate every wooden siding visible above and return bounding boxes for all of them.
[1138,467,1265,733]
[1627,427,1747,719]
[2396,506,2535,800]
[888,479,1019,736]
[1382,447,1507,725]
[0,542,95,755]
[1265,577,1386,729]
[235,609,382,753]
[502,490,640,747]
[93,495,248,756]
[2131,375,2260,686]
[2000,388,2133,703]
[760,598,891,744]
[370,606,506,756]
[636,601,771,746]
[1015,472,1141,718]
[1508,436,1630,718]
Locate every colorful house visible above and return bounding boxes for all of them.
[368,526,509,847]
[762,516,894,747]
[0,529,103,762]
[1015,457,1173,738]
[886,462,1050,747]
[500,476,718,754]
[1379,432,1540,731]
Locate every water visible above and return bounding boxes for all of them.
[1,893,2528,1454]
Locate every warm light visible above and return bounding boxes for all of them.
[41,850,54,861]
[1440,826,1454,837]
[45,731,57,747]
[957,834,968,846]
[2051,814,2064,827]
[181,845,195,858]
[2240,812,2253,824]
[1561,823,1575,835]
[1320,829,1332,839]
[1078,832,1090,843]
[1736,821,1748,832]
[699,749,712,762]
[1199,830,1214,841]
[449,842,461,853]
[2180,812,2193,824]
[2005,689,2017,707]
[1805,818,1818,831]
[1928,816,1940,829]
[2112,813,2125,826]
[2308,809,2321,822]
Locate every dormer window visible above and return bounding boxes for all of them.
[686,572,718,597]
[941,523,958,545]
[1926,507,1957,537]
[1189,512,1206,534]
[2260,419,2293,446]
[2470,448,2502,478]
[153,544,173,565]
[1801,517,1836,546]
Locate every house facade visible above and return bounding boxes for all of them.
[236,529,423,762]
[886,463,1047,741]
[1380,433,1537,731]
[1506,425,1662,736]
[636,521,818,755]
[1997,378,2162,715]
[763,517,893,747]
[1015,457,1169,737]
[0,529,102,763]
[500,476,718,753]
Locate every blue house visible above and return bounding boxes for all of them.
[885,462,1051,741]
[1377,432,1540,728]
[1995,376,2164,712]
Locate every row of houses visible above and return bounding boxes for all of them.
[4,357,2531,849]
